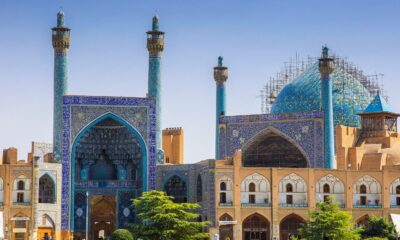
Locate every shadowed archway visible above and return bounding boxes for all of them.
[242,213,270,240]
[280,213,305,240]
[242,128,308,168]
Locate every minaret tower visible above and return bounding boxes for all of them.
[147,16,165,163]
[52,10,70,162]
[319,46,335,169]
[214,56,228,159]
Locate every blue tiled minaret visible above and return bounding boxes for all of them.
[52,11,70,162]
[319,46,335,169]
[147,16,165,164]
[214,57,228,159]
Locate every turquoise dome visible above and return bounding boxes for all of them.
[271,62,373,127]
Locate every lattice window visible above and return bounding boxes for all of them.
[39,174,55,203]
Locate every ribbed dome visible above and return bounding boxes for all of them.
[271,62,373,127]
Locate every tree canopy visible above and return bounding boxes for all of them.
[132,190,209,240]
[299,197,360,240]
[360,216,397,240]
[111,229,134,240]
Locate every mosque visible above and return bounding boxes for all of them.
[1,10,400,240]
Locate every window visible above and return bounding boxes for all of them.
[249,183,256,192]
[17,192,24,203]
[360,196,367,205]
[17,180,25,190]
[15,220,26,228]
[286,195,293,204]
[220,182,227,191]
[360,184,367,194]
[196,175,202,202]
[220,192,226,203]
[15,233,25,240]
[39,175,55,203]
[397,197,400,206]
[286,183,293,193]
[323,184,330,193]
[396,185,400,194]
[249,194,256,204]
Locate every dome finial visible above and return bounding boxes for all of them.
[152,15,160,31]
[322,45,329,58]
[57,8,65,27]
[218,56,223,67]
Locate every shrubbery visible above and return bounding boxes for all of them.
[111,229,134,240]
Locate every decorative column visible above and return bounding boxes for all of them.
[52,11,70,162]
[319,46,335,169]
[214,57,228,159]
[147,16,165,164]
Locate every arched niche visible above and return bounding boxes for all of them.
[242,128,308,168]
[242,213,270,240]
[164,175,187,203]
[39,174,56,203]
[280,213,305,240]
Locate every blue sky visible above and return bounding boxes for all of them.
[1,0,400,163]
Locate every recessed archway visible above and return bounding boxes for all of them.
[70,113,148,238]
[280,213,305,240]
[38,214,56,240]
[219,214,234,240]
[242,213,270,240]
[39,174,55,203]
[164,175,187,203]
[242,128,308,168]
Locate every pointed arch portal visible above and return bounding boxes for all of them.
[70,113,148,239]
[242,213,270,240]
[243,129,308,168]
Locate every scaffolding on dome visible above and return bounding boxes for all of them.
[260,54,388,114]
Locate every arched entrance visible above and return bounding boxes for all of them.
[71,114,147,239]
[219,214,234,240]
[90,195,116,240]
[242,214,270,240]
[280,214,305,240]
[37,214,55,240]
[242,130,307,168]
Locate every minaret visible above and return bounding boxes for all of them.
[147,16,165,164]
[214,56,228,159]
[52,10,70,162]
[319,46,335,169]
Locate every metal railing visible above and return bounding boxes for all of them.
[241,203,271,207]
[279,203,308,208]
[353,204,382,208]
[219,202,233,206]
[13,202,31,206]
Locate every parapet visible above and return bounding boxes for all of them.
[163,127,184,136]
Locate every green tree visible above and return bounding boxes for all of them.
[360,216,397,239]
[111,229,134,240]
[299,197,360,240]
[132,190,209,240]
